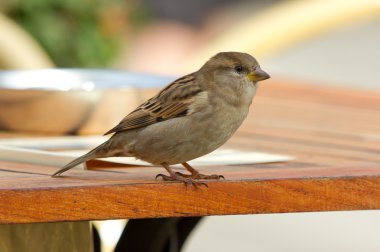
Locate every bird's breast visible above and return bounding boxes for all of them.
[200,101,249,148]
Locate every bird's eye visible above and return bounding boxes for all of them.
[235,65,243,73]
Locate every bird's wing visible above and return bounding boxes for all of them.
[104,73,203,135]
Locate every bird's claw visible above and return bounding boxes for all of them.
[155,173,208,188]
[174,172,225,180]
[155,173,175,181]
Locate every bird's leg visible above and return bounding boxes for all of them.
[175,162,224,180]
[156,163,207,187]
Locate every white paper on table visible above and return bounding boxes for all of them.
[0,136,293,169]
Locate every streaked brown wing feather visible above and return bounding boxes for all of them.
[104,73,202,135]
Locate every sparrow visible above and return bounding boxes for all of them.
[52,52,270,186]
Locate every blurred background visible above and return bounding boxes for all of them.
[1,0,380,251]
[1,0,379,90]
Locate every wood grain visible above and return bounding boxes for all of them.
[1,78,380,224]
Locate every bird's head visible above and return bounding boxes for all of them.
[200,52,270,87]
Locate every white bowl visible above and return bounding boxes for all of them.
[0,69,170,134]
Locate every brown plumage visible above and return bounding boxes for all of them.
[52,52,270,186]
[104,74,200,135]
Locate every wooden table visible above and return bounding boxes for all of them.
[1,79,380,250]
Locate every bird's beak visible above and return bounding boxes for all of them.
[248,67,270,82]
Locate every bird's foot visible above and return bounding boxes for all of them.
[175,171,225,180]
[155,173,208,188]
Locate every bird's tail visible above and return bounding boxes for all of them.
[51,140,112,177]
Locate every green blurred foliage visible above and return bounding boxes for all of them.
[3,0,131,67]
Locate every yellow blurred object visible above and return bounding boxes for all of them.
[0,13,54,69]
[185,0,380,71]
